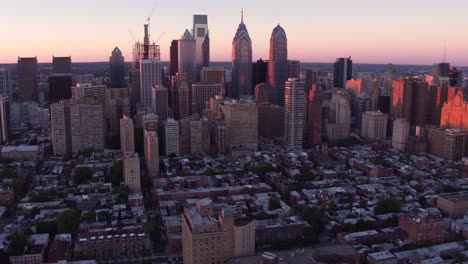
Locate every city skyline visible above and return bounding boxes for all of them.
[2,0,468,65]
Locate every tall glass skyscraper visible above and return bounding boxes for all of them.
[109,47,126,88]
[193,15,209,81]
[268,25,288,107]
[231,11,252,98]
[178,30,197,82]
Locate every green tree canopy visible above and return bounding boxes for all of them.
[73,167,93,186]
[57,209,81,234]
[374,198,401,215]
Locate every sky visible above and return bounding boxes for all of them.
[1,0,468,65]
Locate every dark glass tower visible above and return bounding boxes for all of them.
[109,47,126,88]
[170,40,179,77]
[333,57,353,89]
[202,33,210,68]
[232,11,252,98]
[52,56,72,74]
[17,57,38,102]
[268,25,288,106]
[252,59,268,89]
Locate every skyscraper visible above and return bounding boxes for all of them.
[171,73,191,119]
[161,118,180,157]
[151,85,168,121]
[140,59,162,111]
[288,60,300,78]
[306,85,323,147]
[254,83,270,104]
[268,25,288,106]
[17,57,38,102]
[361,111,388,140]
[392,118,409,150]
[109,47,126,88]
[0,96,10,144]
[333,57,353,89]
[51,100,72,155]
[48,75,72,103]
[169,40,179,77]
[191,83,223,113]
[220,99,258,152]
[284,78,305,150]
[0,69,11,98]
[201,66,225,85]
[232,11,253,98]
[252,59,268,89]
[120,116,135,153]
[52,56,72,74]
[124,153,141,193]
[178,30,197,81]
[192,14,209,79]
[202,33,210,68]
[144,130,159,176]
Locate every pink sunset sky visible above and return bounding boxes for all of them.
[1,0,468,65]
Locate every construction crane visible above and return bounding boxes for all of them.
[147,0,159,25]
[154,32,166,44]
[129,29,137,42]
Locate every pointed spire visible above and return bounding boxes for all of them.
[443,41,446,63]
[241,8,244,23]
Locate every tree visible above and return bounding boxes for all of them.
[83,210,96,223]
[10,178,25,197]
[242,187,256,196]
[36,221,57,235]
[0,168,16,179]
[359,200,368,209]
[73,167,93,186]
[97,211,111,223]
[302,207,324,240]
[57,210,81,234]
[116,186,129,204]
[109,160,123,187]
[9,234,27,252]
[374,198,401,215]
[146,220,161,240]
[268,197,282,210]
[203,168,216,176]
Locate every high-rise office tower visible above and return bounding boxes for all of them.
[182,201,236,264]
[305,68,330,92]
[440,90,468,132]
[143,113,158,131]
[392,118,410,150]
[254,83,271,104]
[124,153,141,193]
[105,88,131,148]
[171,73,191,119]
[151,85,168,121]
[120,116,135,153]
[0,96,10,144]
[202,33,210,68]
[0,68,11,98]
[327,91,352,140]
[191,83,223,113]
[161,118,180,157]
[51,100,72,155]
[48,75,73,103]
[390,79,413,122]
[179,115,207,155]
[178,30,197,81]
[51,100,105,155]
[71,84,106,105]
[109,47,126,88]
[333,57,353,89]
[140,59,162,111]
[220,99,258,152]
[288,60,300,78]
[252,59,268,89]
[361,111,387,140]
[284,78,305,150]
[306,85,323,147]
[144,130,159,175]
[268,25,288,106]
[258,102,284,139]
[201,66,225,85]
[70,103,105,153]
[192,14,209,78]
[411,81,429,126]
[132,24,160,70]
[232,11,253,98]
[52,56,72,74]
[17,57,38,102]
[356,92,372,129]
[427,127,466,161]
[433,62,450,78]
[169,40,179,77]
[449,67,463,87]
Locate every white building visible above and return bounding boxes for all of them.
[140,59,162,111]
[284,78,305,150]
[162,118,180,157]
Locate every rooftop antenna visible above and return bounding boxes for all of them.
[241,8,244,23]
[443,41,446,63]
